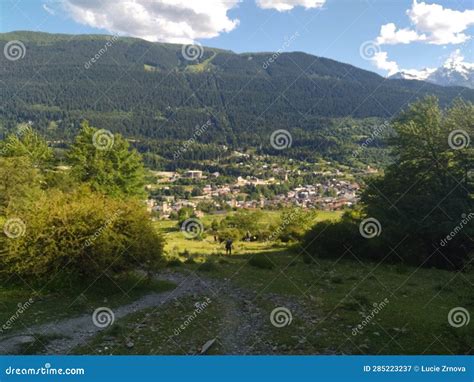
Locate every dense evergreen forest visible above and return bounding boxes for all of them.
[1,31,473,169]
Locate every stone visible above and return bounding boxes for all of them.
[200,338,216,354]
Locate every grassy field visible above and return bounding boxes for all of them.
[72,249,473,355]
[2,209,472,355]
[72,208,472,355]
[157,209,342,257]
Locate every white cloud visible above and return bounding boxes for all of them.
[371,50,399,75]
[256,0,325,12]
[443,48,474,71]
[376,0,474,46]
[59,0,240,44]
[378,49,473,78]
[42,4,56,15]
[408,0,474,45]
[376,23,425,45]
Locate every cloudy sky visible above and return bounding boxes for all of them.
[1,0,473,76]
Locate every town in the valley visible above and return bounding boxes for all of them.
[145,151,379,218]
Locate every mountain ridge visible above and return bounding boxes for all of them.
[1,31,473,166]
[390,58,474,89]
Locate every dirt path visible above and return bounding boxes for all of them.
[0,270,311,355]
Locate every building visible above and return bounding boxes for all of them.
[185,170,203,179]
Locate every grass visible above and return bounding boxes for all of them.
[155,209,342,257]
[73,295,224,355]
[3,209,471,355]
[0,273,176,335]
[71,247,473,355]
[175,251,474,354]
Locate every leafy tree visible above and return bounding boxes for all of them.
[177,206,196,226]
[304,98,474,269]
[68,121,146,198]
[362,97,473,267]
[0,157,41,213]
[276,208,318,242]
[0,124,53,167]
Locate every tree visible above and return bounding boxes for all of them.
[68,121,146,198]
[0,124,53,168]
[0,156,41,213]
[276,208,318,242]
[304,98,474,269]
[362,97,473,267]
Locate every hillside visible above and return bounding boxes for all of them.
[1,31,473,166]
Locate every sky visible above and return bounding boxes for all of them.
[1,0,473,77]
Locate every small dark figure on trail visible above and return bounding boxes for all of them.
[245,231,251,242]
[225,238,233,256]
[214,235,217,242]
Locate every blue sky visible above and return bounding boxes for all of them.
[1,0,472,76]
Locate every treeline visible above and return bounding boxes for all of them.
[303,97,474,270]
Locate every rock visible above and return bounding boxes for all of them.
[200,338,216,354]
[14,335,36,345]
[126,341,134,349]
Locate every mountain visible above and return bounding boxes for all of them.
[1,31,473,167]
[390,60,474,89]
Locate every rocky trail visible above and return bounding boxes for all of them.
[0,270,314,355]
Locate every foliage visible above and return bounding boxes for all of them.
[0,187,164,281]
[2,32,473,169]
[304,98,474,269]
[68,121,146,198]
[0,156,42,214]
[275,208,318,242]
[0,124,53,167]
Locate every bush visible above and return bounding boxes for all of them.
[166,259,182,267]
[217,227,241,242]
[248,256,275,270]
[0,187,164,281]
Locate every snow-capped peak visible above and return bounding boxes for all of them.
[389,49,474,89]
[390,67,436,81]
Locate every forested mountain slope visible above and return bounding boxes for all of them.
[1,31,472,166]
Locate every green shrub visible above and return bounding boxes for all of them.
[166,259,182,267]
[248,256,275,270]
[0,187,164,281]
[217,227,241,242]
